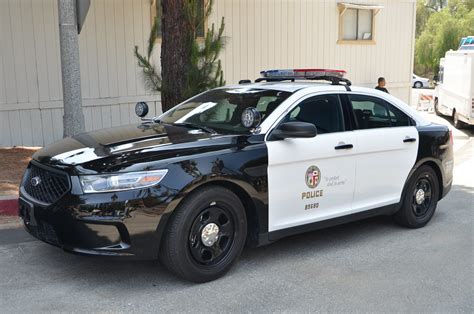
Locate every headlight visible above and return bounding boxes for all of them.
[79,170,168,193]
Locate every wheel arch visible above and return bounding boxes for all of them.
[155,178,264,256]
[199,180,261,248]
[404,159,444,202]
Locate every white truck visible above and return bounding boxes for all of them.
[434,50,474,128]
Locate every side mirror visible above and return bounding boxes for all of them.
[135,102,149,118]
[270,121,317,140]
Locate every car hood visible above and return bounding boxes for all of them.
[33,123,246,174]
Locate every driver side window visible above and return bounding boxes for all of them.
[285,94,344,134]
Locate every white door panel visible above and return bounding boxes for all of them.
[267,133,357,231]
[352,126,419,211]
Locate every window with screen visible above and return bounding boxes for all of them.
[341,9,372,41]
[338,4,380,44]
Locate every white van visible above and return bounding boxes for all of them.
[434,50,474,128]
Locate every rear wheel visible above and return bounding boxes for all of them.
[394,165,440,228]
[159,186,247,282]
[433,98,441,116]
[453,110,464,129]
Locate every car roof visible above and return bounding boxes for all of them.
[220,82,430,131]
[220,82,396,97]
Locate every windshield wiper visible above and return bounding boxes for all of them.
[172,122,217,134]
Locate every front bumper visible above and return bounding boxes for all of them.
[19,180,177,259]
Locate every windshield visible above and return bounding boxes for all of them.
[159,88,292,134]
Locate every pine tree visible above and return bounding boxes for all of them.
[134,0,225,112]
[184,0,225,99]
[133,15,162,93]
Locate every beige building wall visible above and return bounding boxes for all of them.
[0,0,159,147]
[0,0,416,147]
[210,0,415,101]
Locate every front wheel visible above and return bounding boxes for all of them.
[414,81,423,88]
[159,186,247,282]
[394,165,439,228]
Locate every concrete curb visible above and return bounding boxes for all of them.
[0,194,18,200]
[0,198,18,216]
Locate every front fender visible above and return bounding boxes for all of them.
[152,142,269,256]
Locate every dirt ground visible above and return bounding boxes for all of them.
[0,147,39,197]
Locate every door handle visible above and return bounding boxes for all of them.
[335,143,353,150]
[403,138,416,143]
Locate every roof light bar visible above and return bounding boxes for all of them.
[260,68,347,79]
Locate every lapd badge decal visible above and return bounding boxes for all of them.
[305,165,321,189]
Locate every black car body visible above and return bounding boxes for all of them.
[20,123,270,258]
[19,76,453,282]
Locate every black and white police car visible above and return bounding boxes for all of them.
[19,69,453,282]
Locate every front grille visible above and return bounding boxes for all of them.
[22,163,70,205]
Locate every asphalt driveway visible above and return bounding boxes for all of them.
[0,114,472,313]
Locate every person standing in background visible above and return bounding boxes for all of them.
[375,77,389,93]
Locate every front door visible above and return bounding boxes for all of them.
[266,94,357,232]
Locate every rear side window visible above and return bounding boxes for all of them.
[283,94,344,134]
[387,103,412,127]
[348,95,412,129]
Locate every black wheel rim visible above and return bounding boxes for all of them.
[412,176,433,217]
[188,205,235,266]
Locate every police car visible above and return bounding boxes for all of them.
[19,69,453,282]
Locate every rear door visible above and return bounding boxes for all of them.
[266,93,357,232]
[346,94,418,211]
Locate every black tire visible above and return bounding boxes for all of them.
[394,165,440,228]
[414,81,423,88]
[453,110,464,129]
[159,186,247,283]
[433,98,441,116]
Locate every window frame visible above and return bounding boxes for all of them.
[345,94,415,130]
[337,3,381,45]
[267,93,347,140]
[150,0,208,42]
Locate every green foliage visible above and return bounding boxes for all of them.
[147,16,160,59]
[416,0,434,37]
[134,0,225,102]
[185,17,225,98]
[184,0,226,97]
[134,16,162,92]
[414,0,473,76]
[425,0,448,11]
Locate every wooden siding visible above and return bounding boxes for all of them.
[0,0,160,147]
[0,0,416,147]
[210,0,415,102]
